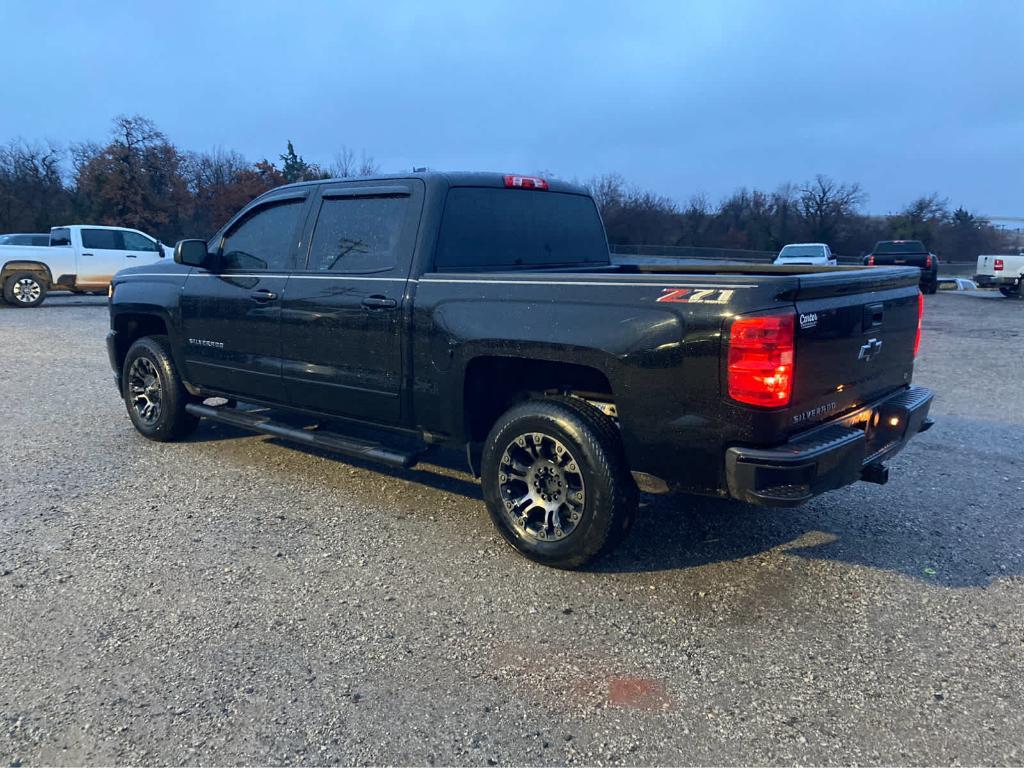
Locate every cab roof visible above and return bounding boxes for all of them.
[270,171,589,197]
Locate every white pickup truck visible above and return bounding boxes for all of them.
[0,225,170,307]
[975,253,1024,298]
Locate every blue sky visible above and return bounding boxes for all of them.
[1,0,1021,214]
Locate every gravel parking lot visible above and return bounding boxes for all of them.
[1,291,1022,765]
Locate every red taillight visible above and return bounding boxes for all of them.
[504,174,549,190]
[727,312,795,407]
[924,254,932,268]
[867,255,875,265]
[914,291,924,357]
[995,258,1004,271]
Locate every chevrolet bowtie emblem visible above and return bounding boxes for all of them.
[858,337,884,362]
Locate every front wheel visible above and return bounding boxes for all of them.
[3,272,48,307]
[122,335,199,441]
[480,397,637,569]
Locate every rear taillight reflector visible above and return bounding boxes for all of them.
[504,174,549,190]
[995,258,1004,271]
[727,311,796,407]
[914,291,924,357]
[867,255,875,265]
[924,254,932,268]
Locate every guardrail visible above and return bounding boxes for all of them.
[609,243,980,276]
[609,244,778,262]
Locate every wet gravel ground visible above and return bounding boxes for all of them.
[1,291,1022,765]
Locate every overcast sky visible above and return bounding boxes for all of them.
[1,0,1021,214]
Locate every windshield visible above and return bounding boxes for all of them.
[874,241,927,254]
[778,245,825,258]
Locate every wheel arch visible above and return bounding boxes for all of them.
[462,354,615,444]
[112,312,172,374]
[1,260,54,286]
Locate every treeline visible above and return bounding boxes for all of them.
[587,174,1009,261]
[0,114,1011,261]
[0,115,379,243]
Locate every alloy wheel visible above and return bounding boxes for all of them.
[497,431,586,541]
[128,357,162,426]
[12,277,41,304]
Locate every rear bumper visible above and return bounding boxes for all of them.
[974,274,1020,288]
[725,386,934,506]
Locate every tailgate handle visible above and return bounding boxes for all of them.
[863,302,884,331]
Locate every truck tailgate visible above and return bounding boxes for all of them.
[976,254,999,277]
[787,267,920,431]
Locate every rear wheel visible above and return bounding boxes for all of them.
[481,396,637,569]
[122,335,199,441]
[3,272,48,307]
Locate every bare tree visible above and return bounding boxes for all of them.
[73,115,190,238]
[888,193,949,248]
[585,173,626,214]
[798,174,865,243]
[327,146,380,178]
[0,139,72,231]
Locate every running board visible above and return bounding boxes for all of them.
[185,403,421,469]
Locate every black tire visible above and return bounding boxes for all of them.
[122,335,199,441]
[3,272,48,307]
[999,286,1014,297]
[924,282,938,295]
[481,396,638,569]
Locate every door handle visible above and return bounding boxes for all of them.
[126,253,138,258]
[251,289,279,302]
[81,252,93,257]
[362,295,397,309]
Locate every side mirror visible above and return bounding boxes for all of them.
[174,239,210,267]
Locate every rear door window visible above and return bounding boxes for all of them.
[306,196,409,273]
[81,229,124,250]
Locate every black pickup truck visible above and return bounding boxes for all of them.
[866,240,939,294]
[107,172,934,568]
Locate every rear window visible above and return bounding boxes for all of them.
[49,228,71,246]
[435,188,609,271]
[874,241,927,254]
[0,234,50,246]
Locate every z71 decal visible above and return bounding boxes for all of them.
[656,288,735,304]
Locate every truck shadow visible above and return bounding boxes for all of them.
[184,416,1020,590]
[592,486,1021,589]
[0,296,108,309]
